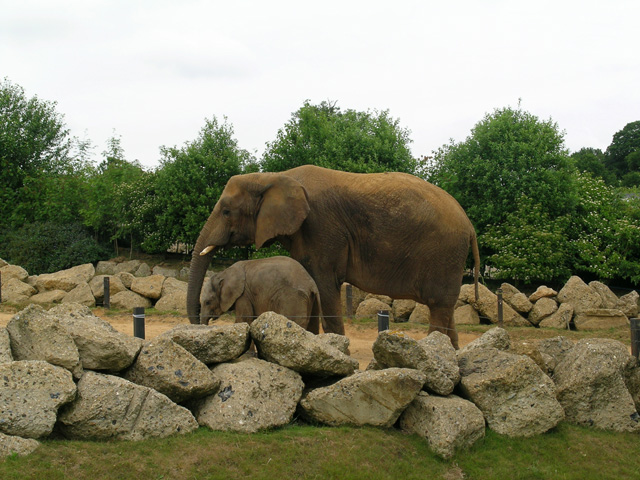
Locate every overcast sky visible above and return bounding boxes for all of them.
[2,0,638,169]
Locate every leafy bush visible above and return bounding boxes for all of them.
[0,222,109,275]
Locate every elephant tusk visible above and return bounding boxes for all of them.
[200,245,215,256]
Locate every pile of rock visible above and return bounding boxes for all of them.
[2,305,639,460]
[351,276,639,330]
[2,257,638,330]
[0,259,189,313]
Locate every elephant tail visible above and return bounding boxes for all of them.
[471,229,480,301]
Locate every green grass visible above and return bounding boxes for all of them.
[1,423,639,480]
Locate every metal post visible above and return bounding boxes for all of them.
[133,307,146,339]
[378,310,390,332]
[497,288,503,327]
[103,277,110,309]
[631,318,640,359]
[345,284,353,319]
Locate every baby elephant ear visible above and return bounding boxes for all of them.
[255,175,310,249]
[219,264,246,312]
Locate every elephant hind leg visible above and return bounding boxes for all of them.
[427,305,459,349]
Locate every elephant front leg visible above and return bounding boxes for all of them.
[318,286,345,335]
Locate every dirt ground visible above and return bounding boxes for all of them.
[0,309,480,370]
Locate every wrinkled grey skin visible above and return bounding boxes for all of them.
[200,256,321,333]
[187,165,479,348]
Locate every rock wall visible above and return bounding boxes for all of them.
[1,306,639,460]
[1,259,638,330]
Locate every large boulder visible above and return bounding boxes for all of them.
[399,393,485,460]
[409,303,431,324]
[557,276,602,314]
[0,264,29,283]
[0,360,76,438]
[573,309,629,330]
[154,277,188,314]
[536,336,575,370]
[356,298,395,322]
[454,304,480,325]
[158,323,251,365]
[33,263,95,293]
[57,371,198,441]
[109,290,153,310]
[299,368,426,427]
[373,331,459,395]
[30,289,66,305]
[589,281,620,309]
[0,277,36,305]
[457,348,564,437]
[249,312,358,377]
[6,305,82,378]
[539,303,573,329]
[528,297,558,326]
[500,283,533,314]
[457,327,510,355]
[89,275,127,301]
[49,303,143,372]
[123,337,220,404]
[95,260,117,275]
[553,338,640,432]
[0,432,40,458]
[392,299,416,321]
[460,283,529,326]
[528,286,557,303]
[62,282,96,307]
[0,328,12,363]
[616,290,639,318]
[131,275,166,300]
[189,358,304,433]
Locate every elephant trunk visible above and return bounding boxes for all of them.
[186,228,217,324]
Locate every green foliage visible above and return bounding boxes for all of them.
[261,100,416,174]
[427,105,576,238]
[151,116,252,251]
[482,197,572,282]
[569,174,640,283]
[0,222,109,275]
[570,147,617,184]
[0,78,75,228]
[81,136,147,249]
[605,120,640,178]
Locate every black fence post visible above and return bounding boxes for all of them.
[345,284,353,319]
[133,307,146,339]
[497,288,504,327]
[631,318,640,359]
[378,310,390,332]
[103,277,110,310]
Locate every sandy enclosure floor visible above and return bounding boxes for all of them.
[0,309,480,370]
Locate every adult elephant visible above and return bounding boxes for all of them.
[187,165,479,348]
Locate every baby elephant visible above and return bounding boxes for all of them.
[199,256,322,333]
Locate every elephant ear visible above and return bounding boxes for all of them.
[255,175,310,249]
[219,265,246,312]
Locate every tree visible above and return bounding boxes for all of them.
[0,78,74,227]
[150,116,253,252]
[571,147,616,184]
[427,106,576,238]
[261,100,416,174]
[81,134,147,253]
[605,120,640,178]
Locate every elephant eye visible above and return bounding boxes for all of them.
[222,209,231,217]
